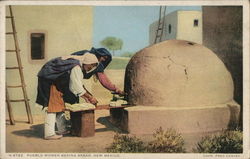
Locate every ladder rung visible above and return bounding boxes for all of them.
[9,99,30,102]
[6,32,16,35]
[6,16,13,18]
[6,49,20,52]
[156,31,162,34]
[7,85,25,88]
[6,67,23,69]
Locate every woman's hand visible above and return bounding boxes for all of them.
[82,96,90,103]
[81,92,98,106]
[89,97,98,106]
[115,89,125,96]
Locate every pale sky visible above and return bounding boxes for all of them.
[93,6,202,56]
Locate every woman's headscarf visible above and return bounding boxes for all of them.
[62,52,98,64]
[71,47,112,70]
[90,47,112,69]
[61,53,99,73]
[71,47,112,79]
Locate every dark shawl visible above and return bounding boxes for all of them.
[36,57,81,107]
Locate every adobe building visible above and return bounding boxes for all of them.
[6,6,93,116]
[202,6,243,126]
[149,10,202,45]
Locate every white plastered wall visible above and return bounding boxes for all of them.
[177,11,203,44]
[6,5,93,115]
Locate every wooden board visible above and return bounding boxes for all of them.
[66,104,131,112]
[95,104,129,110]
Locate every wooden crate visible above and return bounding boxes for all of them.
[70,110,95,137]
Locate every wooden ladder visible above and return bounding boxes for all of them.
[154,6,167,44]
[6,6,33,125]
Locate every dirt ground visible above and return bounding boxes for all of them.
[6,112,204,153]
[6,110,206,154]
[6,110,124,153]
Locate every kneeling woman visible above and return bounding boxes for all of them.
[36,53,99,140]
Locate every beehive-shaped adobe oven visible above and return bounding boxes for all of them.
[112,40,240,135]
[125,40,233,107]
